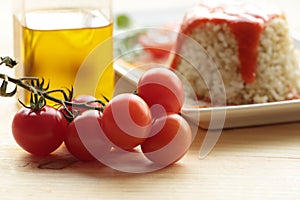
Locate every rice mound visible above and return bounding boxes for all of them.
[171,3,300,105]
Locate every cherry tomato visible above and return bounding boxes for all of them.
[58,95,102,134]
[137,68,184,114]
[141,114,192,166]
[69,95,101,114]
[57,106,70,136]
[101,93,152,150]
[11,106,64,156]
[138,23,180,59]
[64,110,111,161]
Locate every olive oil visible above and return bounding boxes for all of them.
[14,9,114,105]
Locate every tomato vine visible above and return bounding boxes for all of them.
[1,56,192,168]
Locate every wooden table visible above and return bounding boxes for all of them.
[1,0,300,199]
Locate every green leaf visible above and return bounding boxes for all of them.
[0,57,17,68]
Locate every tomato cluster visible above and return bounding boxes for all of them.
[11,68,192,167]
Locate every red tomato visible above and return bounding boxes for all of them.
[11,106,64,156]
[137,68,184,115]
[69,95,101,114]
[101,93,152,150]
[58,95,102,131]
[57,106,70,135]
[138,23,180,59]
[141,114,192,166]
[64,110,111,161]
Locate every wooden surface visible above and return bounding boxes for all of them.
[1,0,300,199]
[1,98,300,199]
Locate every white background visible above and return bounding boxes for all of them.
[0,0,299,56]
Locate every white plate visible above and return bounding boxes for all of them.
[113,10,300,130]
[181,99,300,129]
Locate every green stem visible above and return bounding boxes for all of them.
[0,56,105,114]
[0,73,104,112]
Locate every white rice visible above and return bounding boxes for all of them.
[175,14,300,105]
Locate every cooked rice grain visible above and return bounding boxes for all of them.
[176,15,300,105]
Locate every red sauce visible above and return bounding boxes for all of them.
[172,2,282,83]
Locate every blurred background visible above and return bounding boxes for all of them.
[0,0,299,56]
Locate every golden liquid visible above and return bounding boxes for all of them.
[14,9,114,106]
